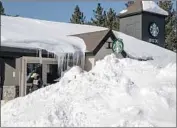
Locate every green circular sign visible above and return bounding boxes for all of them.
[112,38,124,53]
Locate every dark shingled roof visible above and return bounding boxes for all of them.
[72,29,110,52]
[71,29,117,55]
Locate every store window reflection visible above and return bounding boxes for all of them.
[47,64,60,84]
[27,63,42,83]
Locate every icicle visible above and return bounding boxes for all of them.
[72,53,74,67]
[39,49,42,64]
[54,50,85,79]
[76,52,79,66]
[57,55,61,77]
[74,53,77,66]
[56,53,65,78]
[81,51,85,69]
[36,49,38,57]
[67,53,69,70]
[47,51,49,58]
[61,54,65,77]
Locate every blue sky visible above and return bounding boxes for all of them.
[2,1,126,22]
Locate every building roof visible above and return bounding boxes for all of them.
[0,29,117,57]
[72,30,109,52]
[1,15,117,56]
[1,15,108,55]
[72,29,117,55]
[119,0,168,18]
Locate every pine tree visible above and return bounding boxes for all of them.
[0,1,5,15]
[85,21,93,25]
[106,8,119,30]
[91,3,106,27]
[70,5,85,24]
[125,1,134,8]
[158,1,177,51]
[103,10,107,27]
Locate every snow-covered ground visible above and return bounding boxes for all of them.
[1,54,176,127]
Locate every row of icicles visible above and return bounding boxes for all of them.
[36,49,85,78]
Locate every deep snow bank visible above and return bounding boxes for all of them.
[1,54,176,127]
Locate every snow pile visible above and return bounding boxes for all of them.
[142,1,168,16]
[157,63,176,78]
[1,54,176,127]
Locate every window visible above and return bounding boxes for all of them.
[106,42,112,49]
[26,63,42,83]
[47,64,60,84]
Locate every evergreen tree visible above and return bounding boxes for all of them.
[91,3,106,27]
[0,1,5,15]
[158,1,177,51]
[106,8,119,30]
[103,10,107,27]
[85,21,93,25]
[125,1,134,8]
[70,5,85,24]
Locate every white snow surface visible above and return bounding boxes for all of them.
[120,9,127,14]
[1,54,176,127]
[113,31,176,67]
[1,15,175,67]
[142,1,168,16]
[119,1,168,16]
[1,15,108,53]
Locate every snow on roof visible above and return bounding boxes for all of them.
[1,15,108,53]
[1,15,175,67]
[119,1,168,16]
[113,31,176,67]
[120,9,127,14]
[142,1,168,16]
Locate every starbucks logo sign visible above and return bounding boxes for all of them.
[149,23,159,37]
[112,38,124,53]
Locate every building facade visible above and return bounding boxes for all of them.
[0,29,125,101]
[119,0,168,47]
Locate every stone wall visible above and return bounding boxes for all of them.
[2,86,19,101]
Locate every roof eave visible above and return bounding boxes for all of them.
[92,29,117,56]
[119,11,143,18]
[119,10,168,18]
[142,11,168,17]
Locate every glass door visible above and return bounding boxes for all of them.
[26,63,42,94]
